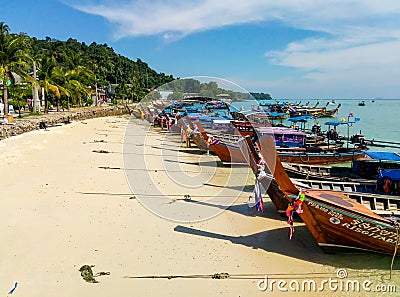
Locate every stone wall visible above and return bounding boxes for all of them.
[0,106,128,140]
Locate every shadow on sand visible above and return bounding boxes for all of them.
[174,224,400,271]
[151,146,207,156]
[185,198,286,221]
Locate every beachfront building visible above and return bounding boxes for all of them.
[158,90,173,100]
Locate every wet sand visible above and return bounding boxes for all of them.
[0,115,398,296]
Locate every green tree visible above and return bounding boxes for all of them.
[0,23,31,116]
[167,91,184,101]
[8,83,28,117]
[2,21,175,114]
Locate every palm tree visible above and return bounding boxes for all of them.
[36,56,61,113]
[53,66,91,110]
[31,60,40,112]
[0,22,30,116]
[61,52,93,108]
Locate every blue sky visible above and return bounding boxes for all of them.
[2,0,400,99]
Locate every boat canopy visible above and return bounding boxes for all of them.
[213,119,231,124]
[378,169,400,181]
[288,115,314,123]
[365,151,400,161]
[268,112,287,117]
[256,126,306,136]
[324,118,360,126]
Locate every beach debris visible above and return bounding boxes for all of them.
[79,265,110,283]
[92,150,111,154]
[79,265,98,283]
[39,121,47,129]
[83,139,107,144]
[167,195,192,204]
[99,166,121,170]
[8,282,18,294]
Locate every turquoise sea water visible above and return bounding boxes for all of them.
[309,99,400,150]
[250,99,400,293]
[234,98,400,152]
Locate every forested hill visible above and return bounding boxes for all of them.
[2,21,272,111]
[30,37,174,90]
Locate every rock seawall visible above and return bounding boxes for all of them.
[0,106,128,140]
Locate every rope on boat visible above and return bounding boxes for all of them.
[123,272,322,280]
[124,272,231,280]
[78,192,251,198]
[334,152,344,161]
[299,153,310,163]
[98,166,252,175]
[123,270,393,280]
[390,222,400,279]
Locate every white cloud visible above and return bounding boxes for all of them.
[67,0,270,39]
[265,23,400,97]
[67,0,400,39]
[66,0,400,97]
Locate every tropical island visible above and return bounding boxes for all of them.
[0,21,174,116]
[0,21,273,122]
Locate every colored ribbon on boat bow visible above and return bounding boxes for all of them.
[286,189,306,239]
[183,127,193,147]
[253,168,268,213]
[254,177,264,213]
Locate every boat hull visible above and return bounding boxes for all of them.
[208,141,247,164]
[191,132,209,150]
[252,136,400,256]
[209,141,366,165]
[278,151,365,165]
[299,191,400,255]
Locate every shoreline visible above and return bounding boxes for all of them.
[0,105,128,140]
[0,115,398,296]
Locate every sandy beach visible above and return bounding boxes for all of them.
[0,115,398,297]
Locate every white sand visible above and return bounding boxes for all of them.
[0,116,354,297]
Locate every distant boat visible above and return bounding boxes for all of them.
[315,103,341,118]
[358,100,366,106]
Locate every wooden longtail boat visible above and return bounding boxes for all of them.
[293,178,376,194]
[282,162,354,181]
[284,157,400,193]
[231,121,306,148]
[288,102,330,117]
[244,135,400,255]
[174,113,205,148]
[238,136,297,215]
[188,115,366,165]
[203,133,247,164]
[230,111,286,123]
[200,127,365,165]
[296,190,400,254]
[277,149,365,165]
[315,103,341,117]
